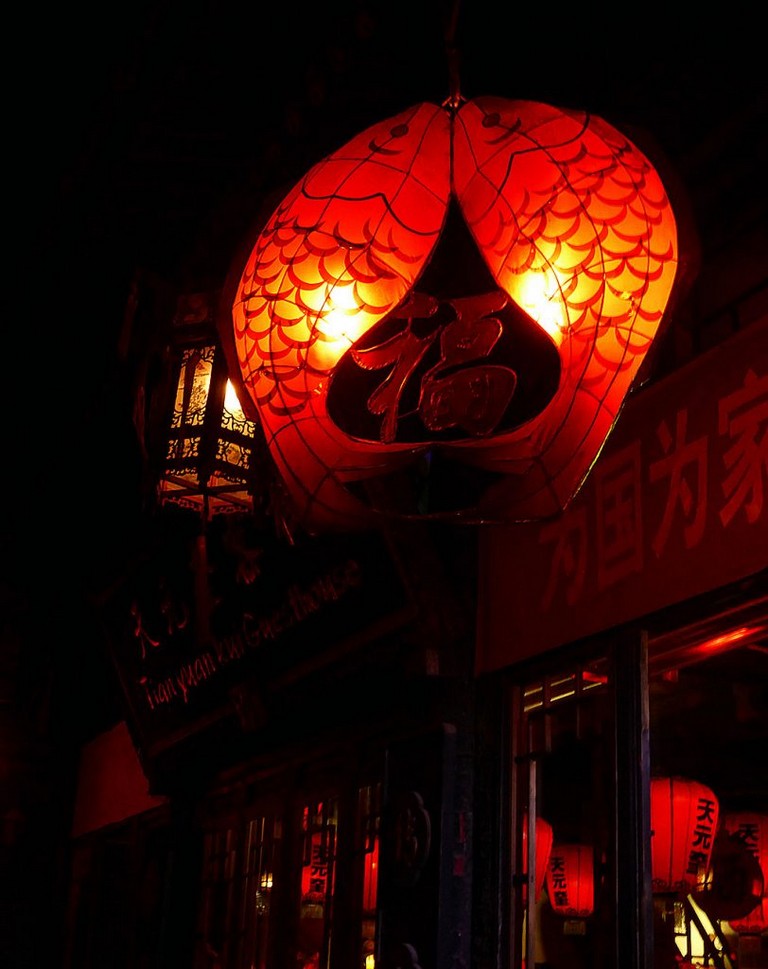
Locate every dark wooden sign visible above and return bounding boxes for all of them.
[107,516,413,754]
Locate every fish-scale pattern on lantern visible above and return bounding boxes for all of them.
[231,96,678,532]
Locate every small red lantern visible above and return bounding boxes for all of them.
[723,812,768,891]
[650,776,720,894]
[545,842,595,917]
[301,803,336,916]
[521,814,553,902]
[723,813,768,936]
[228,97,678,532]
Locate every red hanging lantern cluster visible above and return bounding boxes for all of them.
[227,97,679,532]
[545,842,595,918]
[650,776,720,894]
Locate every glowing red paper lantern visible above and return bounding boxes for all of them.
[228,97,679,532]
[521,814,553,902]
[650,777,720,894]
[362,834,379,913]
[723,812,768,894]
[724,813,768,935]
[545,842,595,917]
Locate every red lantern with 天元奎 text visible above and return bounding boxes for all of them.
[545,842,595,917]
[362,833,379,913]
[723,812,768,896]
[650,776,720,895]
[227,96,679,533]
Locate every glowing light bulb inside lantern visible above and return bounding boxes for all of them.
[223,379,246,420]
[509,269,567,345]
[311,280,377,369]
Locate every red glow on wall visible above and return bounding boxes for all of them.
[229,97,678,532]
[650,776,720,894]
[545,842,595,917]
[699,626,757,654]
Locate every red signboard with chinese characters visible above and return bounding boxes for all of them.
[477,317,768,672]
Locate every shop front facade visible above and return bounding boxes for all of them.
[63,315,767,969]
[475,315,768,969]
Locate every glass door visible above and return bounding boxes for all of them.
[509,654,616,969]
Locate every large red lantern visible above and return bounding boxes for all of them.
[545,842,595,917]
[228,97,679,532]
[650,777,720,894]
[521,814,553,902]
[362,833,379,914]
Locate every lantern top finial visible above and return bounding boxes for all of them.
[443,0,464,109]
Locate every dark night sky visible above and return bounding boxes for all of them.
[23,5,766,313]
[19,4,764,386]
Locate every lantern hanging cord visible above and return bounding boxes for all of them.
[443,0,464,110]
